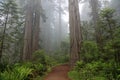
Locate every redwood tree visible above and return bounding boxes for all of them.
[89,0,101,48]
[69,0,82,66]
[23,0,41,61]
[23,0,34,61]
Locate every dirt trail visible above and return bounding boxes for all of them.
[44,64,71,80]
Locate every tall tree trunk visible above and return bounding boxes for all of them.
[23,0,34,61]
[69,0,82,67]
[32,0,41,53]
[23,0,41,61]
[89,0,101,48]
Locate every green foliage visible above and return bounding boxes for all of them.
[50,40,70,64]
[0,65,33,80]
[19,62,48,78]
[98,8,116,42]
[45,55,58,67]
[68,71,80,80]
[0,62,48,80]
[32,50,57,67]
[100,8,115,19]
[81,21,95,41]
[69,41,114,80]
[69,29,120,80]
[113,27,120,49]
[69,39,120,80]
[68,70,107,80]
[81,41,99,63]
[32,50,46,65]
[33,63,46,75]
[0,0,24,64]
[52,50,69,63]
[74,61,85,71]
[101,40,115,62]
[53,40,70,63]
[69,61,116,80]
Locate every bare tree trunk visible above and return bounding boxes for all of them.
[69,0,82,67]
[23,0,34,61]
[23,0,41,61]
[32,0,41,53]
[89,0,102,49]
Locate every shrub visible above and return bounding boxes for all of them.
[33,63,46,75]
[68,71,80,80]
[21,62,47,77]
[74,61,85,71]
[0,62,48,80]
[32,50,58,67]
[0,65,33,80]
[69,61,116,80]
[32,50,47,65]
[81,41,99,63]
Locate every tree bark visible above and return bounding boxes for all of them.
[23,0,41,61]
[32,0,41,53]
[69,0,82,67]
[23,0,34,61]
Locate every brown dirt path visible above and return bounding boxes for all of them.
[44,64,71,80]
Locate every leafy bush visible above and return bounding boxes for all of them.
[51,40,70,64]
[81,41,99,63]
[69,61,116,80]
[103,40,115,61]
[32,50,47,65]
[52,51,69,63]
[33,63,46,75]
[0,61,49,80]
[33,50,59,67]
[21,62,47,76]
[0,65,33,80]
[68,71,80,80]
[74,61,85,71]
[45,55,58,67]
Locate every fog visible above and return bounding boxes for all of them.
[16,0,118,53]
[0,0,119,55]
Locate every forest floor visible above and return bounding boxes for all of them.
[44,64,71,80]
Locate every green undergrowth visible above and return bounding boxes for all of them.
[0,62,46,80]
[68,40,120,80]
[0,50,58,80]
[68,61,115,80]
